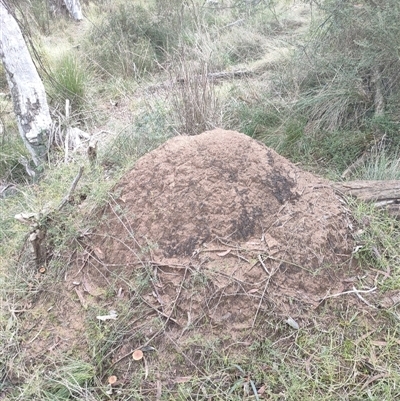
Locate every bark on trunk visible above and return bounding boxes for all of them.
[0,2,52,165]
[63,0,82,21]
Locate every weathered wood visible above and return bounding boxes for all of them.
[178,69,253,83]
[333,180,400,202]
[333,180,400,218]
[0,3,52,165]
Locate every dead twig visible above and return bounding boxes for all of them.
[258,254,270,276]
[321,287,377,308]
[353,286,377,309]
[252,258,278,328]
[58,166,84,210]
[72,250,93,278]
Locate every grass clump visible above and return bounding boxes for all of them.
[0,129,31,183]
[226,95,370,175]
[288,0,400,132]
[100,105,175,169]
[225,0,400,176]
[84,2,190,79]
[351,200,400,291]
[352,148,400,181]
[47,53,91,112]
[84,0,283,79]
[43,360,96,400]
[170,57,221,135]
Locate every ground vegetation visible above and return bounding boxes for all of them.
[1,1,400,399]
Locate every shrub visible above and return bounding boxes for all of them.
[84,3,190,78]
[170,57,221,136]
[288,0,400,133]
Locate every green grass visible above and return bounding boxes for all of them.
[99,105,175,169]
[351,200,400,291]
[226,96,371,175]
[2,0,400,400]
[84,2,186,78]
[48,53,91,111]
[351,148,400,181]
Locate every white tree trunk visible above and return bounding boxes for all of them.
[63,0,83,21]
[0,2,52,165]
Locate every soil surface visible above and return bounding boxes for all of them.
[17,130,370,390]
[85,129,357,333]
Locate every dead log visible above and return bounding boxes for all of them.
[333,180,400,218]
[176,69,253,84]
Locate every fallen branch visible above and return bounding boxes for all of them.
[148,69,255,94]
[333,180,400,218]
[58,166,84,210]
[333,180,400,201]
[176,69,253,84]
[321,287,377,308]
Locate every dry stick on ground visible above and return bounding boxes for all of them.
[252,255,278,328]
[204,267,271,290]
[164,331,208,378]
[215,237,314,273]
[104,264,190,372]
[72,250,93,278]
[147,69,254,94]
[58,166,84,210]
[332,180,400,218]
[321,287,377,309]
[333,180,400,202]
[177,70,255,83]
[108,197,145,256]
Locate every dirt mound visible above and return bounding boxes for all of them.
[99,129,352,266]
[84,129,357,333]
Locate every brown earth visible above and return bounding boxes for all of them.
[80,129,358,336]
[99,129,353,263]
[15,129,375,392]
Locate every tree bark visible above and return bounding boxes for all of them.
[0,2,52,166]
[63,0,82,21]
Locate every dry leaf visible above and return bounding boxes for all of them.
[132,349,143,360]
[217,249,231,257]
[14,212,39,224]
[96,310,118,321]
[156,380,162,400]
[74,288,88,309]
[83,276,104,297]
[285,317,299,330]
[175,376,192,383]
[258,384,266,395]
[371,340,387,347]
[248,288,259,294]
[264,233,279,251]
[29,232,37,241]
[93,247,105,260]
